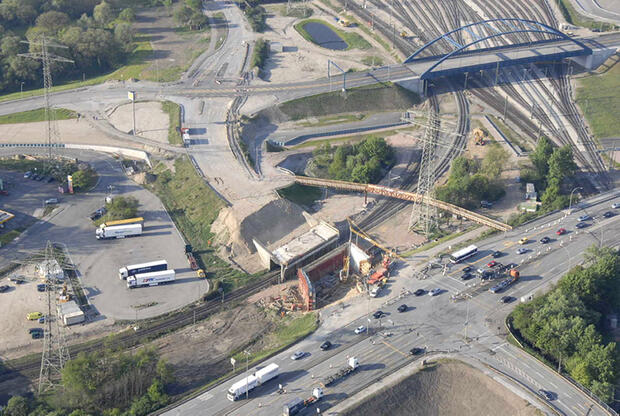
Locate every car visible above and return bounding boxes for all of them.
[480,270,494,280]
[31,174,40,180]
[38,316,46,324]
[409,347,425,355]
[462,266,473,273]
[612,202,620,209]
[461,272,474,280]
[603,211,614,218]
[578,214,590,222]
[556,228,567,235]
[290,351,305,360]
[37,283,47,292]
[516,248,527,255]
[414,289,425,296]
[540,236,550,244]
[44,198,59,205]
[486,260,498,268]
[506,263,518,270]
[23,171,32,179]
[0,285,9,293]
[492,251,503,258]
[480,200,493,208]
[397,304,407,313]
[429,288,441,296]
[31,331,44,339]
[576,222,588,229]
[499,296,515,303]
[28,327,43,335]
[44,176,54,183]
[9,276,24,284]
[35,174,44,181]
[27,312,43,321]
[354,325,366,334]
[538,389,553,401]
[373,310,384,319]
[319,341,332,351]
[518,237,528,245]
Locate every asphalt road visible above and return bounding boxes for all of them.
[567,0,620,24]
[164,189,620,416]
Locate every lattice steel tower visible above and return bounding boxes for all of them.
[18,35,73,163]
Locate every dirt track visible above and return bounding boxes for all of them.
[342,360,541,416]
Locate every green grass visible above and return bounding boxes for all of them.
[576,57,620,139]
[361,55,384,67]
[0,108,76,124]
[487,115,532,152]
[291,126,414,149]
[295,19,371,50]
[0,228,25,246]
[161,101,182,145]
[400,230,468,257]
[277,183,323,207]
[148,157,256,292]
[297,113,366,127]
[555,0,618,30]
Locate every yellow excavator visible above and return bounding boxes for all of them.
[472,128,486,145]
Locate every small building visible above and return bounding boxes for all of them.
[525,183,537,201]
[57,300,85,326]
[270,41,283,53]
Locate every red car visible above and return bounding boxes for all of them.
[556,228,566,235]
[486,260,498,268]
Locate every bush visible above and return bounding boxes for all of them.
[251,38,269,72]
[245,5,266,32]
[104,196,139,220]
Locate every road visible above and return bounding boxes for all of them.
[567,0,620,24]
[163,189,620,416]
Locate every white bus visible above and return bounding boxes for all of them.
[450,245,478,264]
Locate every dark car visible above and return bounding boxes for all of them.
[320,341,332,351]
[492,251,503,258]
[414,289,425,296]
[462,266,473,273]
[538,389,554,401]
[31,331,44,339]
[540,236,551,244]
[480,270,494,280]
[373,310,384,319]
[499,296,515,303]
[9,277,24,284]
[45,176,55,183]
[506,263,518,270]
[461,272,474,280]
[397,304,407,313]
[37,283,47,292]
[576,222,588,229]
[0,285,9,293]
[29,327,43,334]
[35,174,44,181]
[409,347,425,355]
[603,211,614,218]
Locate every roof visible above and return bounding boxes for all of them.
[0,209,14,225]
[272,222,339,266]
[58,300,82,316]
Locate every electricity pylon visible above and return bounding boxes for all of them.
[18,35,73,164]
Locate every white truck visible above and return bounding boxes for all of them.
[119,260,168,280]
[127,269,175,288]
[227,363,280,401]
[96,223,142,240]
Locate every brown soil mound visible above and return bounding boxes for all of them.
[343,360,540,416]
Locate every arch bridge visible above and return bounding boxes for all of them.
[404,19,592,80]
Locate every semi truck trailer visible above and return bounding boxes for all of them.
[127,269,175,288]
[227,363,279,401]
[321,357,359,387]
[283,388,324,416]
[96,223,142,240]
[119,260,168,280]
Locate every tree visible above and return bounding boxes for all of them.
[173,5,193,27]
[93,0,114,26]
[481,144,509,178]
[548,145,577,182]
[118,8,136,22]
[529,136,553,179]
[185,0,203,11]
[3,396,30,416]
[1,35,21,57]
[105,195,139,220]
[189,11,208,30]
[114,23,134,52]
[70,169,96,190]
[35,10,70,34]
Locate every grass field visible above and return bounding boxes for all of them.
[487,115,532,152]
[576,57,620,139]
[555,0,618,31]
[0,108,76,125]
[295,19,371,50]
[161,101,182,145]
[277,183,323,207]
[0,228,25,247]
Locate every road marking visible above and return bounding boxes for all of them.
[548,381,559,389]
[491,342,507,351]
[556,400,579,416]
[380,339,409,357]
[199,393,213,401]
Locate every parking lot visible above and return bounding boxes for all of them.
[0,150,210,350]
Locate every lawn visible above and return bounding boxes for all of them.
[0,108,76,125]
[295,19,371,51]
[277,183,323,207]
[161,101,182,145]
[576,57,620,139]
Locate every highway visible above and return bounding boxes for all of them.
[163,190,620,416]
[567,0,620,24]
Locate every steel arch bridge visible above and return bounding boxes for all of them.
[403,18,592,80]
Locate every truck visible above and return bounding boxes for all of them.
[226,363,280,401]
[321,357,359,387]
[185,244,198,270]
[127,269,175,288]
[96,223,142,240]
[119,260,168,280]
[489,269,520,293]
[100,217,144,228]
[282,388,324,416]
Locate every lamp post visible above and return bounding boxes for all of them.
[20,82,24,98]
[568,187,583,214]
[243,350,250,400]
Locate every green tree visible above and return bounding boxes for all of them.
[105,195,139,220]
[481,144,509,178]
[93,0,114,26]
[548,145,577,182]
[114,23,134,52]
[118,8,136,22]
[185,0,203,11]
[1,35,21,57]
[189,11,208,30]
[173,5,193,26]
[70,169,96,190]
[35,10,70,34]
[3,396,30,416]
[529,135,553,179]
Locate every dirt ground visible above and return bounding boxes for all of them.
[107,101,169,143]
[342,360,541,416]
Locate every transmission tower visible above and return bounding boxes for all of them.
[18,35,73,164]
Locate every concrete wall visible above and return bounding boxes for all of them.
[65,144,152,167]
[297,268,315,311]
[395,77,424,96]
[253,238,274,270]
[570,48,617,70]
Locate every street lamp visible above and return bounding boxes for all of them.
[243,350,251,400]
[20,82,24,98]
[568,187,583,214]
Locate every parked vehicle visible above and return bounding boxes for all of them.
[369,285,381,298]
[518,237,528,245]
[517,248,527,255]
[320,341,332,350]
[397,304,407,312]
[492,251,502,258]
[321,357,358,386]
[576,222,588,229]
[127,269,175,288]
[429,288,441,296]
[540,236,550,244]
[461,272,474,280]
[119,260,167,280]
[282,388,324,416]
[226,363,280,401]
[462,266,473,273]
[45,198,59,205]
[612,202,620,209]
[99,217,144,228]
[414,289,425,296]
[499,296,514,303]
[373,310,384,319]
[354,326,366,334]
[24,171,32,179]
[602,211,614,218]
[96,223,142,240]
[37,283,46,292]
[0,285,9,293]
[27,312,43,320]
[487,260,498,268]
[409,347,425,355]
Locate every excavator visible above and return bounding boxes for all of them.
[472,128,486,145]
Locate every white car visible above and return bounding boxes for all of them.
[354,325,366,334]
[612,202,620,209]
[429,288,441,296]
[578,214,590,222]
[290,351,305,360]
[516,248,527,255]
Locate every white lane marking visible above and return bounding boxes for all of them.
[548,381,559,389]
[492,342,507,351]
[199,393,213,401]
[556,400,578,416]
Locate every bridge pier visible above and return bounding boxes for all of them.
[395,77,425,97]
[569,47,617,70]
